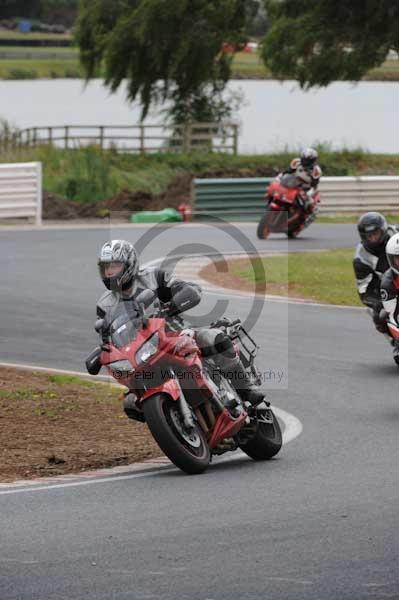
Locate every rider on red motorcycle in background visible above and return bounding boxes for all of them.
[380,232,399,365]
[283,147,322,212]
[94,240,264,407]
[353,212,398,336]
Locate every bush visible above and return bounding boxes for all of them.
[58,146,117,203]
[63,66,81,78]
[6,67,38,80]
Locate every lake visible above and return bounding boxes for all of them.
[0,79,397,153]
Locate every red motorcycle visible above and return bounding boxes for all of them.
[257,173,320,239]
[86,290,282,475]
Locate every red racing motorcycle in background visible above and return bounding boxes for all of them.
[86,289,282,475]
[257,173,321,240]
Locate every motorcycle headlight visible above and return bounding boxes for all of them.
[136,333,159,366]
[108,359,134,377]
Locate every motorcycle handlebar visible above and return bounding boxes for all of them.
[210,317,241,328]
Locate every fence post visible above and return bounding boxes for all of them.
[48,127,52,145]
[183,121,192,153]
[35,162,43,226]
[65,126,69,149]
[33,127,37,146]
[232,124,238,155]
[99,126,104,149]
[140,125,145,154]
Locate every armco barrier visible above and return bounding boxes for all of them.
[192,176,399,221]
[0,162,42,225]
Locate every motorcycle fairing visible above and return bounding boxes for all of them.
[208,408,247,449]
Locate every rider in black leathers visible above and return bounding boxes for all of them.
[353,212,398,334]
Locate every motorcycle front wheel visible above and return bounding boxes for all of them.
[257,211,280,239]
[143,393,210,474]
[240,409,282,460]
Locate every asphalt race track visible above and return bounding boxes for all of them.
[1,222,399,600]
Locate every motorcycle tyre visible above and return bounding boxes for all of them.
[143,393,210,475]
[240,409,282,460]
[257,212,275,239]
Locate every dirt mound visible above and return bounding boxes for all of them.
[43,192,81,219]
[43,169,275,220]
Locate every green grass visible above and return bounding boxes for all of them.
[232,51,270,77]
[0,47,398,80]
[230,51,399,81]
[0,45,77,55]
[232,249,362,306]
[46,374,100,388]
[0,30,71,40]
[317,213,399,224]
[0,58,82,78]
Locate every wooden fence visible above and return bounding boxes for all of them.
[0,122,239,154]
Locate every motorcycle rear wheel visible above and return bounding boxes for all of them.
[240,409,282,460]
[143,393,210,474]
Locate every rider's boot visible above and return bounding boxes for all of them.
[230,358,265,407]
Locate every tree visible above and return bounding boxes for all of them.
[0,0,77,25]
[245,0,268,38]
[75,0,247,122]
[260,1,399,88]
[0,0,42,19]
[40,1,78,26]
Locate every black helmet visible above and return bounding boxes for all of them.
[357,212,389,252]
[300,147,318,169]
[98,240,139,291]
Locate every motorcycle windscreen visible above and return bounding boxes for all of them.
[280,173,299,188]
[106,303,142,348]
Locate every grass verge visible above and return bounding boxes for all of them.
[0,58,82,78]
[200,249,362,306]
[317,214,399,224]
[1,49,399,80]
[0,367,162,482]
[0,31,71,41]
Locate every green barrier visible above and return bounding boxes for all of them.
[193,177,271,221]
[130,208,183,223]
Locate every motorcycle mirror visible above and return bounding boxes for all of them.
[136,289,156,308]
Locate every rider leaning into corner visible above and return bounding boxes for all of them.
[95,239,265,407]
[380,232,399,365]
[283,147,322,212]
[353,212,399,336]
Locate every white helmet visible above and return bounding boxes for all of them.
[386,232,399,275]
